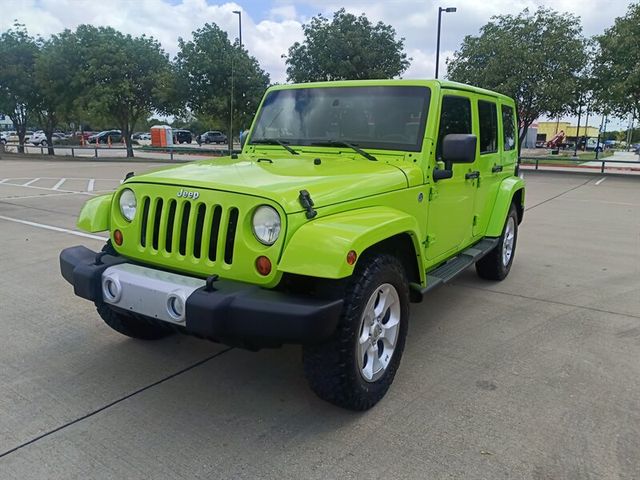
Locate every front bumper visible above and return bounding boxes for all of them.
[60,245,343,348]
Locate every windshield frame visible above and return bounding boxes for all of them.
[248,85,431,153]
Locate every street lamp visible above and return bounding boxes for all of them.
[233,10,242,48]
[230,10,242,155]
[435,6,456,79]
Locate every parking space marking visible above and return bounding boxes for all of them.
[0,178,8,184]
[52,178,66,190]
[595,177,607,185]
[0,214,108,241]
[87,179,95,192]
[22,178,40,186]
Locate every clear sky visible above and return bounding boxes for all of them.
[2,0,634,128]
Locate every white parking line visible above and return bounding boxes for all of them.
[87,179,95,192]
[0,215,108,241]
[595,177,606,186]
[0,179,8,184]
[0,181,95,195]
[52,178,66,190]
[22,178,40,186]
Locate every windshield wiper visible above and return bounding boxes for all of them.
[250,138,299,155]
[310,140,377,161]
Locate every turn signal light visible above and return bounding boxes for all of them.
[114,229,123,246]
[347,250,357,265]
[256,256,272,276]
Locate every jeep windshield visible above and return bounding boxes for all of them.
[249,85,430,152]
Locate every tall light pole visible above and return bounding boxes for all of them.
[435,6,456,79]
[233,10,242,48]
[230,10,241,155]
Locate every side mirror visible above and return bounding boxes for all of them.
[442,134,477,164]
[239,130,249,148]
[434,133,477,182]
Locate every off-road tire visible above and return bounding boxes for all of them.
[96,303,174,340]
[476,203,518,281]
[302,254,409,411]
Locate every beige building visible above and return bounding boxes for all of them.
[536,121,599,142]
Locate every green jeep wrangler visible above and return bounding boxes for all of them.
[60,80,524,410]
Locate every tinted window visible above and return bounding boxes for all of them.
[478,100,498,154]
[250,86,431,152]
[436,95,472,159]
[502,104,516,151]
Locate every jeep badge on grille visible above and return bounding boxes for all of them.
[177,189,200,200]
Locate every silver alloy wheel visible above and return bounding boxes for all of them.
[502,216,516,267]
[357,283,401,383]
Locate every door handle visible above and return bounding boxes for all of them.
[492,165,503,173]
[465,170,480,180]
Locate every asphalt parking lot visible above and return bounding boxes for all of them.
[1,157,639,479]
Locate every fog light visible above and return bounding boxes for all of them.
[255,256,272,276]
[102,277,122,302]
[114,229,123,246]
[166,293,186,321]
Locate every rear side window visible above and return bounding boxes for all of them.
[437,95,472,159]
[478,100,498,154]
[502,105,516,151]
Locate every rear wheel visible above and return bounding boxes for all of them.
[476,203,518,281]
[96,303,174,340]
[303,254,409,410]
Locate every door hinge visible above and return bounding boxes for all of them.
[473,215,479,226]
[424,235,436,247]
[428,187,438,201]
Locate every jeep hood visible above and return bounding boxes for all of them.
[127,154,414,213]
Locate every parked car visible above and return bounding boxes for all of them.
[0,131,10,145]
[197,130,227,144]
[87,130,122,144]
[132,132,147,140]
[60,79,525,411]
[7,130,33,142]
[139,133,151,141]
[29,131,67,146]
[173,129,193,144]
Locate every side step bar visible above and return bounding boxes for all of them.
[411,238,499,300]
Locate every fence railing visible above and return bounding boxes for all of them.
[520,154,640,173]
[0,143,239,160]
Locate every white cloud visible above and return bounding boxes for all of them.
[0,0,631,86]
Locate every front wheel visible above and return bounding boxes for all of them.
[476,203,518,281]
[303,254,409,410]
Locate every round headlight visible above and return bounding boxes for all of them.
[252,205,281,245]
[119,188,137,222]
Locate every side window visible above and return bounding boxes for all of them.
[478,100,498,154]
[436,95,472,159]
[502,104,516,151]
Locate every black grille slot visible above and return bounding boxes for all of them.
[152,198,163,250]
[193,203,206,258]
[224,207,239,264]
[140,197,150,247]
[179,202,191,256]
[165,200,176,252]
[208,205,222,262]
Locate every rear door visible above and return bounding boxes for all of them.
[472,97,501,237]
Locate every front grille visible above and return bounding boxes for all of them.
[138,196,239,265]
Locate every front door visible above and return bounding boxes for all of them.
[426,92,478,262]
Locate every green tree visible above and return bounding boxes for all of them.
[33,34,78,154]
[70,26,173,157]
[0,23,40,153]
[285,9,410,82]
[447,7,587,152]
[176,23,270,139]
[593,3,640,122]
